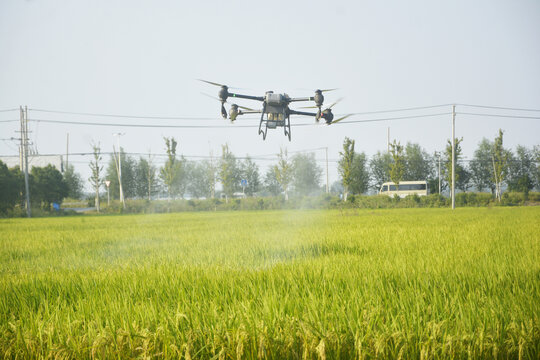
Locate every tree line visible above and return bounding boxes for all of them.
[1,130,539,215]
[338,130,540,201]
[86,139,324,212]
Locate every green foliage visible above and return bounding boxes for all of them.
[63,164,84,199]
[444,137,469,191]
[338,137,355,200]
[1,208,538,358]
[31,165,68,210]
[160,137,182,199]
[263,166,281,196]
[291,152,322,197]
[389,140,405,190]
[88,143,103,212]
[274,148,292,200]
[186,160,212,199]
[350,152,369,195]
[134,155,158,200]
[404,142,433,181]
[219,144,240,201]
[239,155,261,196]
[469,138,495,193]
[106,148,138,199]
[0,161,19,214]
[492,129,509,201]
[369,151,392,191]
[507,145,536,196]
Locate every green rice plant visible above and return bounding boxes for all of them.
[0,207,539,358]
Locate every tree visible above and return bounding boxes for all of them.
[63,164,84,199]
[160,137,181,199]
[350,152,370,195]
[0,161,19,214]
[534,145,540,190]
[262,166,281,196]
[31,165,68,210]
[135,155,158,200]
[206,152,218,199]
[176,155,188,199]
[492,129,508,201]
[292,152,322,197]
[507,146,535,196]
[389,140,405,190]
[444,137,466,192]
[274,148,293,200]
[338,137,355,201]
[469,138,495,193]
[106,148,137,200]
[330,180,343,195]
[456,165,471,192]
[370,151,392,191]
[187,161,212,199]
[239,156,261,196]
[89,144,103,212]
[8,166,25,208]
[219,144,240,202]
[404,143,433,181]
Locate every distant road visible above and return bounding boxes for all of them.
[63,207,95,213]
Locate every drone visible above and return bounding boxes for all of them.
[200,79,350,141]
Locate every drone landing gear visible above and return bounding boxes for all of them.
[258,103,268,140]
[258,104,291,141]
[284,114,291,141]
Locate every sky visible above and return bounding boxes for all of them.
[1,0,539,188]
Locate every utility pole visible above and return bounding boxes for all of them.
[325,147,329,193]
[438,152,441,194]
[20,106,31,217]
[209,145,215,199]
[66,133,69,170]
[113,133,126,209]
[451,105,456,210]
[387,127,390,153]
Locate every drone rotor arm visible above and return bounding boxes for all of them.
[227,93,265,102]
[288,109,318,117]
[289,96,315,103]
[238,110,263,115]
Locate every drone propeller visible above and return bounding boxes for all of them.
[198,79,226,87]
[326,98,343,109]
[316,88,338,93]
[299,97,343,109]
[328,114,352,125]
[221,104,227,119]
[202,92,223,102]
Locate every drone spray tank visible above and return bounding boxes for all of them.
[229,104,239,121]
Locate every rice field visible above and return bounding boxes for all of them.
[0,207,539,359]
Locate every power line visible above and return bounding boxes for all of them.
[28,118,264,128]
[0,108,18,113]
[456,103,540,112]
[28,104,455,120]
[335,112,451,125]
[457,112,540,120]
[0,119,18,123]
[351,104,454,115]
[27,112,452,129]
[28,108,228,121]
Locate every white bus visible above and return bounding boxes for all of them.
[379,181,428,198]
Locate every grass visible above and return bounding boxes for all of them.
[0,207,539,359]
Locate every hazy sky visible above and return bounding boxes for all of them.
[1,0,539,186]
